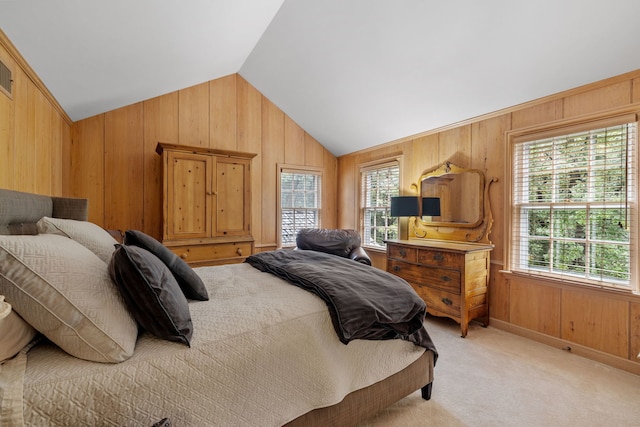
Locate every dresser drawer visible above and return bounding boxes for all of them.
[169,242,252,264]
[388,244,417,263]
[416,286,461,318]
[417,248,463,268]
[388,260,461,294]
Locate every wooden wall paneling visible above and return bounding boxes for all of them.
[438,125,471,167]
[322,148,337,228]
[143,92,179,240]
[104,103,144,230]
[404,134,439,190]
[34,89,52,195]
[561,289,629,358]
[261,97,284,249]
[509,278,561,337]
[630,302,640,362]
[0,62,14,190]
[237,75,262,154]
[510,99,563,130]
[471,114,510,256]
[489,268,510,321]
[0,31,70,194]
[210,75,237,151]
[633,78,640,104]
[13,69,34,192]
[179,82,209,147]
[50,106,64,195]
[237,76,263,250]
[337,155,357,230]
[304,133,324,168]
[60,118,71,196]
[284,115,305,165]
[70,115,105,225]
[562,80,632,118]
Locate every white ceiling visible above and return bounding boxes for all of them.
[2,0,640,156]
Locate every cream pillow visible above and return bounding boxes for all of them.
[0,234,138,363]
[36,216,118,263]
[0,295,37,362]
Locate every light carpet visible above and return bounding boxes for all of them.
[358,315,640,427]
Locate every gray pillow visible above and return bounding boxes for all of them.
[36,216,118,263]
[124,230,208,301]
[296,228,361,258]
[109,244,193,346]
[0,234,137,363]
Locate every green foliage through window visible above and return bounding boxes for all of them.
[512,121,636,288]
[361,162,400,248]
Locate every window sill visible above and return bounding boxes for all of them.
[362,246,387,255]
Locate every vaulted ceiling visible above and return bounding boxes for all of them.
[2,0,640,156]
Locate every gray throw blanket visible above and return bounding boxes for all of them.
[245,250,438,360]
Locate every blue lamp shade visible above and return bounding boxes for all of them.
[422,197,441,216]
[390,196,420,217]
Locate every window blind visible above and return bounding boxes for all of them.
[360,161,400,248]
[280,170,321,246]
[511,120,637,288]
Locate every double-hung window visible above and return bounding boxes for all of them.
[360,159,400,248]
[509,116,637,291]
[279,167,322,247]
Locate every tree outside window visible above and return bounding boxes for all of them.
[361,161,400,248]
[511,120,636,289]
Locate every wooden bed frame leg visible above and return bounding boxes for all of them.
[421,382,433,400]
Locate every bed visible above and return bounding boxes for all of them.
[0,188,437,426]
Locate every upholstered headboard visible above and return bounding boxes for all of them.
[0,188,88,235]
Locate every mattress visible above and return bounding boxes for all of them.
[2,263,427,426]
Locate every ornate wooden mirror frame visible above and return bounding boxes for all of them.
[410,161,497,244]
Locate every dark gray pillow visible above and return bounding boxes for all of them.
[108,244,192,346]
[123,230,209,301]
[296,228,361,258]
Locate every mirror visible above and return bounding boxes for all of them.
[419,162,483,227]
[411,161,496,244]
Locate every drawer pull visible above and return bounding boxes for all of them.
[180,252,189,259]
[393,265,401,272]
[237,248,243,256]
[432,253,444,261]
[441,275,451,282]
[399,248,407,257]
[442,297,453,306]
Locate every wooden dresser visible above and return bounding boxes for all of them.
[386,239,493,337]
[157,142,256,266]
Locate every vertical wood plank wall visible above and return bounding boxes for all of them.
[68,74,337,253]
[337,69,640,373]
[0,31,71,194]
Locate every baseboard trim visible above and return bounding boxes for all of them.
[489,318,640,376]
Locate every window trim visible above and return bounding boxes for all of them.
[277,164,323,248]
[358,155,403,250]
[504,112,639,293]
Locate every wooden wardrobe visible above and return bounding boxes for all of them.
[157,142,256,266]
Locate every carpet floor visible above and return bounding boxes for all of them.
[358,315,640,427]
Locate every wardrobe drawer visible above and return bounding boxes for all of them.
[168,242,252,265]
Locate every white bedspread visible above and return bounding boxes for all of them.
[2,263,426,426]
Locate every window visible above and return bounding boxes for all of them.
[360,160,400,248]
[279,167,322,247]
[509,117,637,290]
